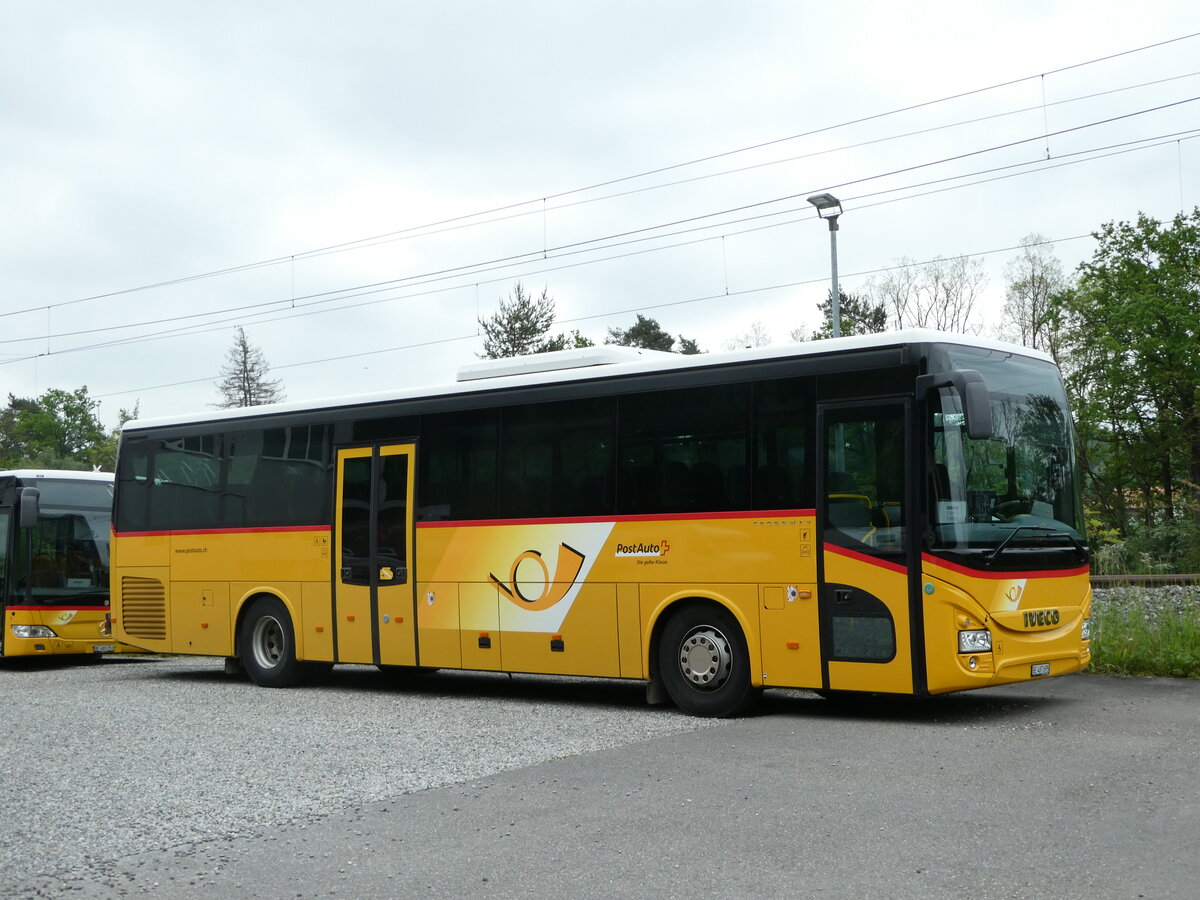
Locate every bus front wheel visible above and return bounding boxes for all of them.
[238,597,305,688]
[659,603,758,718]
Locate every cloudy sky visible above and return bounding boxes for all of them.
[3,2,1198,427]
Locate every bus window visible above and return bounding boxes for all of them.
[824,405,907,554]
[418,409,497,522]
[499,396,615,519]
[617,383,749,514]
[753,377,814,510]
[377,454,409,581]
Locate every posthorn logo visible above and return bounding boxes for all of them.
[489,543,586,611]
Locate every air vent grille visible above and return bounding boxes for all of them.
[120,576,167,640]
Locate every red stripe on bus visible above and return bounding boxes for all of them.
[922,552,1089,580]
[824,543,908,575]
[113,512,820,536]
[113,524,331,538]
[416,509,817,528]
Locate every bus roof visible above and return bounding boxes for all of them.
[0,469,114,483]
[126,329,1054,432]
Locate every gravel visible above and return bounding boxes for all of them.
[1091,584,1200,622]
[8,586,1192,894]
[0,656,717,893]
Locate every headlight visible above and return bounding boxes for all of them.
[12,624,57,639]
[958,629,992,653]
[1081,618,1092,641]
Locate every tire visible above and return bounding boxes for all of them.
[659,602,759,718]
[238,597,305,688]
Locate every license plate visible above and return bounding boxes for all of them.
[1030,662,1050,677]
[93,645,115,654]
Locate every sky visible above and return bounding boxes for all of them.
[3,1,1198,428]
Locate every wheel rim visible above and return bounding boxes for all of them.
[251,615,285,670]
[677,624,733,690]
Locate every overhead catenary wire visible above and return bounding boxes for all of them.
[5,96,1198,354]
[92,231,1099,401]
[87,124,1198,398]
[3,30,1197,324]
[8,31,1200,417]
[10,126,1199,372]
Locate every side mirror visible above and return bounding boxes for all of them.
[18,487,40,529]
[916,369,994,440]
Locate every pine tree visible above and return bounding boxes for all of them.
[606,314,699,353]
[215,327,285,408]
[812,289,888,339]
[478,283,559,358]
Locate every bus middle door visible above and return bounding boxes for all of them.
[817,401,918,694]
[334,444,417,667]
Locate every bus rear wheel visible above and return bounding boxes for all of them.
[239,597,305,688]
[660,603,758,718]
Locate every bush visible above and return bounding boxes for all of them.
[1091,516,1200,575]
[1089,586,1200,677]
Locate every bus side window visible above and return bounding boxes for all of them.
[824,406,906,553]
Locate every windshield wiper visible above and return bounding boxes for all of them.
[983,526,1088,566]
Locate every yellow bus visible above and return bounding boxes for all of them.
[1,469,122,658]
[110,330,1090,716]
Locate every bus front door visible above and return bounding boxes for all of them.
[817,401,918,694]
[333,444,417,667]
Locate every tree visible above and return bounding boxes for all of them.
[0,387,108,469]
[607,314,674,351]
[1062,208,1200,536]
[606,314,701,353]
[478,282,563,359]
[723,321,772,350]
[999,234,1070,364]
[541,329,595,352]
[90,402,140,471]
[811,289,888,340]
[216,327,285,408]
[868,255,986,333]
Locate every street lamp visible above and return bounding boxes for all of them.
[807,192,843,338]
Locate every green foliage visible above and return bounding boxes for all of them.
[606,313,675,351]
[1093,519,1200,576]
[606,313,700,353]
[812,289,887,339]
[541,329,595,352]
[1058,208,1200,553]
[0,387,110,470]
[88,402,140,471]
[478,282,565,358]
[1089,590,1200,677]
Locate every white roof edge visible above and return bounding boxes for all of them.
[457,345,680,381]
[0,469,114,481]
[125,329,1053,431]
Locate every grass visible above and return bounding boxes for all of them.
[1088,589,1200,678]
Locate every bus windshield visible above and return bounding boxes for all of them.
[928,350,1085,562]
[11,479,112,606]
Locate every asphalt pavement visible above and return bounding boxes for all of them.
[7,664,1198,899]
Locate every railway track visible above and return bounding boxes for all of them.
[1090,574,1200,587]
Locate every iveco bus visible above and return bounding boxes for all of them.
[110,330,1090,716]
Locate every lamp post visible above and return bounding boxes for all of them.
[806,192,843,338]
